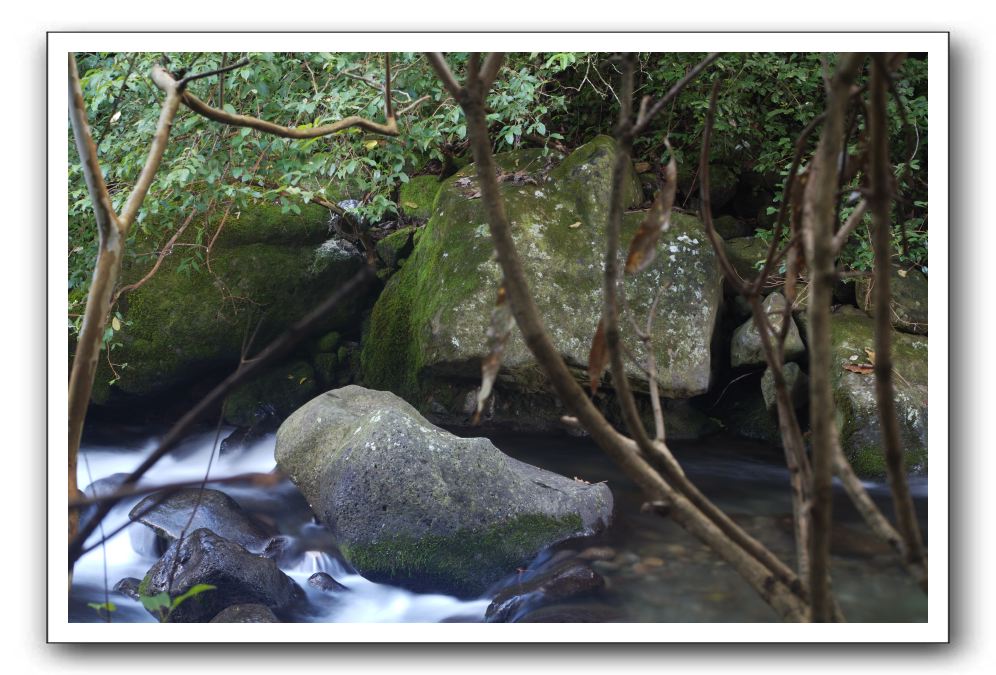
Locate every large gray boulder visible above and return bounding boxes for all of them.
[274,386,614,597]
[855,265,928,335]
[140,528,304,622]
[361,136,722,425]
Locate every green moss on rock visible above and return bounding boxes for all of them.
[95,203,373,400]
[361,137,721,418]
[399,176,443,220]
[341,513,583,597]
[375,227,414,268]
[723,236,771,285]
[829,306,928,477]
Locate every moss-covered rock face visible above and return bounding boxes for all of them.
[723,236,771,287]
[855,265,928,335]
[828,306,928,477]
[361,136,721,421]
[375,227,414,268]
[91,202,373,402]
[399,175,443,220]
[274,386,613,597]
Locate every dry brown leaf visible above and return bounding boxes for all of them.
[624,142,677,275]
[587,318,609,396]
[843,363,875,375]
[864,348,876,365]
[472,283,515,425]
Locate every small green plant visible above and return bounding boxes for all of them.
[87,600,117,621]
[139,584,216,622]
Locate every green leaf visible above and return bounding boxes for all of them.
[169,584,217,612]
[140,592,171,614]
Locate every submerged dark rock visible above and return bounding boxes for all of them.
[486,558,605,622]
[141,528,304,623]
[130,488,277,554]
[275,386,614,598]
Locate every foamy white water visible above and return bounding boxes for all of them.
[73,429,488,623]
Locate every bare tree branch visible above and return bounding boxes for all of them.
[451,51,809,621]
[426,52,463,101]
[867,54,928,586]
[832,199,869,253]
[479,52,505,90]
[801,51,866,622]
[632,53,721,135]
[152,66,402,139]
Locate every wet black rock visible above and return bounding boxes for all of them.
[209,603,280,623]
[130,488,277,554]
[113,577,142,601]
[308,572,349,593]
[141,528,304,623]
[486,558,605,623]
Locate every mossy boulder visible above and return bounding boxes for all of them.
[361,136,721,422]
[713,215,752,240]
[730,292,805,368]
[828,306,928,477]
[855,265,928,335]
[399,175,443,220]
[274,386,614,597]
[90,202,372,403]
[723,236,771,288]
[375,227,415,268]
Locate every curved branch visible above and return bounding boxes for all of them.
[632,53,721,135]
[120,66,184,229]
[426,52,463,100]
[152,65,401,139]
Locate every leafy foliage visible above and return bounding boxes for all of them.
[139,583,216,622]
[68,52,928,341]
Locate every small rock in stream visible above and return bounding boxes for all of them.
[308,572,349,593]
[577,546,616,562]
[112,577,142,601]
[141,528,304,623]
[130,488,277,554]
[486,559,605,623]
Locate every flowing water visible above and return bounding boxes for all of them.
[69,424,927,623]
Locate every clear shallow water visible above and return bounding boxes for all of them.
[70,425,927,623]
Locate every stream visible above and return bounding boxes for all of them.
[69,424,928,623]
